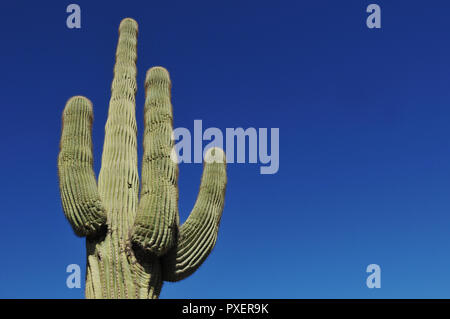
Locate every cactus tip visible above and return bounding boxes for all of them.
[204,147,226,164]
[64,96,93,114]
[145,66,171,85]
[119,17,138,33]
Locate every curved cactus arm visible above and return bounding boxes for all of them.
[58,96,107,237]
[98,18,139,235]
[161,148,227,282]
[132,67,179,256]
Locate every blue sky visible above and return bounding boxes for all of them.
[1,0,450,298]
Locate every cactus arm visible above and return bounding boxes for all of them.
[98,18,139,237]
[132,67,179,256]
[161,148,227,282]
[58,96,106,237]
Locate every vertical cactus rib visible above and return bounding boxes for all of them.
[161,147,227,282]
[98,17,139,236]
[58,96,106,237]
[132,67,179,256]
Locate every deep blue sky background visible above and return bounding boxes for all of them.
[1,0,450,298]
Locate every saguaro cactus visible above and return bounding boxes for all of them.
[57,18,227,299]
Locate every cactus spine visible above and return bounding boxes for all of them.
[57,18,227,299]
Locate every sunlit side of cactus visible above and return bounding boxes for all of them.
[57,18,227,299]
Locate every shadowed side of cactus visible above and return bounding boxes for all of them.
[57,18,227,299]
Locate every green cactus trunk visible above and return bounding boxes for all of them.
[58,18,227,299]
